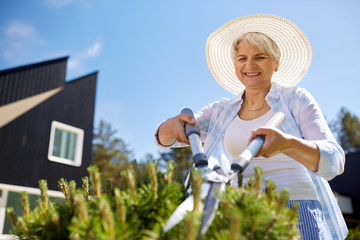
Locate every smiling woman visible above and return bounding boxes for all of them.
[155,14,348,239]
[235,39,277,97]
[233,36,279,120]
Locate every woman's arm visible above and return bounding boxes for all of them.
[253,88,344,180]
[250,127,320,172]
[296,89,345,179]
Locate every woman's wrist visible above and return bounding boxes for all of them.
[157,122,175,147]
[282,135,320,171]
[281,134,296,155]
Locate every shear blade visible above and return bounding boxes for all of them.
[163,182,211,232]
[199,182,223,236]
[163,195,194,232]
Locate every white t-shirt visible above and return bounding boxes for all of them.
[224,109,318,201]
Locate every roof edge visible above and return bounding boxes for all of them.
[65,71,98,85]
[0,56,69,75]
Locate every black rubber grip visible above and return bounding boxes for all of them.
[181,108,199,138]
[193,153,208,167]
[230,163,246,174]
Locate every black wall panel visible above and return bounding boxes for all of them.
[329,152,360,226]
[0,57,68,106]
[0,58,97,191]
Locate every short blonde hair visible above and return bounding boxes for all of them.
[233,32,280,61]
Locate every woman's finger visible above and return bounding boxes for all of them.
[175,126,190,144]
[247,127,271,145]
[178,113,196,125]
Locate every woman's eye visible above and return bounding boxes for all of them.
[257,56,265,59]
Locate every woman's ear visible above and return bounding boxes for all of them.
[274,60,280,72]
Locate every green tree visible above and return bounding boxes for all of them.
[92,120,134,187]
[331,108,360,153]
[159,147,193,184]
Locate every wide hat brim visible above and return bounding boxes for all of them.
[205,14,312,95]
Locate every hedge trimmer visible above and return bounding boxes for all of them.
[163,108,286,237]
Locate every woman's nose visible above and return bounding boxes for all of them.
[245,59,257,69]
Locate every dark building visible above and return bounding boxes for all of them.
[0,56,97,234]
[329,151,360,229]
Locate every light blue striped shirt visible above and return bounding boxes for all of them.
[156,82,348,239]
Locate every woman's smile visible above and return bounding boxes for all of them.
[234,41,278,89]
[243,72,261,78]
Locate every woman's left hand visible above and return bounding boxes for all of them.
[249,127,290,158]
[249,127,320,172]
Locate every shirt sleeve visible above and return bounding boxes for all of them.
[295,88,345,180]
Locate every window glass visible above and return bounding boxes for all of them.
[52,128,77,161]
[48,121,84,167]
[2,191,64,234]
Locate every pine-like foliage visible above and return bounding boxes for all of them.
[92,120,134,187]
[159,147,193,183]
[6,163,301,239]
[347,226,360,240]
[330,107,360,153]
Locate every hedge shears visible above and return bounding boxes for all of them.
[163,108,286,237]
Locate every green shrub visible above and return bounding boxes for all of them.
[6,162,300,239]
[346,226,360,240]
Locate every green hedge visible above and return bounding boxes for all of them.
[6,162,300,239]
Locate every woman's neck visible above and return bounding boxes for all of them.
[243,84,271,105]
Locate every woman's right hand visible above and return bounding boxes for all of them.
[158,113,196,146]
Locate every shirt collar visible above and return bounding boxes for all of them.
[229,90,244,105]
[266,82,282,100]
[229,82,283,105]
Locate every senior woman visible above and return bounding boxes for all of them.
[155,14,347,239]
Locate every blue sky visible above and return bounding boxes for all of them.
[0,0,359,161]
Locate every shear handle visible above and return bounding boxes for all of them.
[181,108,207,168]
[231,112,286,173]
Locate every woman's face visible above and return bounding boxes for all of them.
[234,41,279,89]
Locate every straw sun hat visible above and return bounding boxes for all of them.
[205,14,312,95]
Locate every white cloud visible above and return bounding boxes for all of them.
[0,21,44,64]
[66,39,103,77]
[6,22,36,40]
[83,40,102,58]
[45,0,95,8]
[67,58,81,71]
[0,20,102,78]
[46,0,75,8]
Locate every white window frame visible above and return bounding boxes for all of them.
[48,121,84,167]
[0,183,64,234]
[0,188,8,235]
